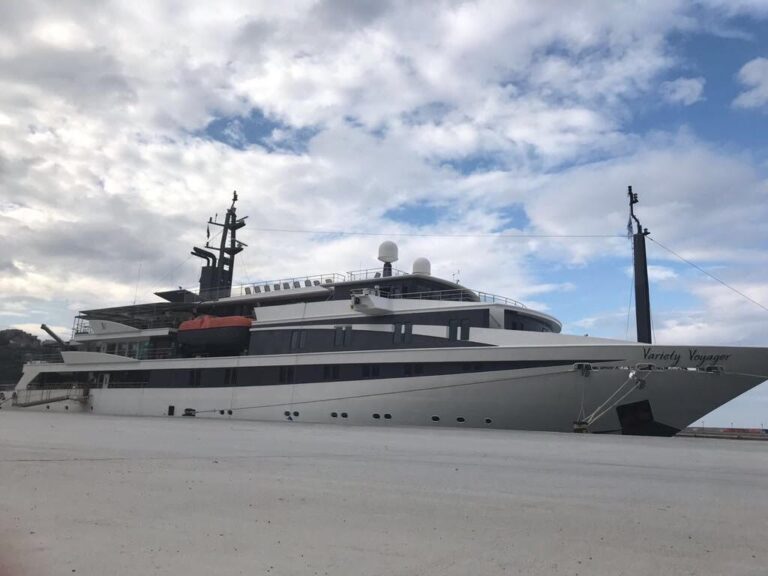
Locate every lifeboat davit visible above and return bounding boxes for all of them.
[177,315,252,355]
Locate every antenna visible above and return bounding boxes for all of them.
[132,263,142,306]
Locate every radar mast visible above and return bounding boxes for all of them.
[192,191,248,300]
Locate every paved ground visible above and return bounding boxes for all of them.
[0,412,766,575]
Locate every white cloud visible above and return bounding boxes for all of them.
[624,265,678,282]
[11,323,70,341]
[654,280,768,345]
[733,57,768,110]
[0,0,766,367]
[660,77,705,105]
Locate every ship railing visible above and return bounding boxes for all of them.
[24,351,65,364]
[108,347,221,361]
[230,268,412,296]
[12,387,88,408]
[72,316,90,336]
[345,268,408,281]
[352,287,527,308]
[476,291,527,309]
[232,272,347,297]
[71,316,178,339]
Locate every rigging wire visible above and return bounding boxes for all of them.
[250,227,625,239]
[193,367,577,415]
[625,267,634,341]
[648,236,768,314]
[149,227,225,294]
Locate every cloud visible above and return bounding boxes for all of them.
[660,77,705,105]
[0,0,766,363]
[11,322,69,341]
[733,57,768,110]
[653,279,768,345]
[624,265,679,282]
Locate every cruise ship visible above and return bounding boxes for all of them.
[6,192,767,435]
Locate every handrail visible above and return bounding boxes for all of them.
[351,287,527,308]
[345,268,408,281]
[230,273,345,297]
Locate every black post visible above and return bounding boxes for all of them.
[633,231,652,343]
[628,186,652,344]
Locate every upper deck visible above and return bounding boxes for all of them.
[76,267,538,335]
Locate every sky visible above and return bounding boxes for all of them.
[0,0,767,426]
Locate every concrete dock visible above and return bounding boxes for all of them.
[1,412,766,575]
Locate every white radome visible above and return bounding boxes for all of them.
[412,257,431,276]
[378,240,398,263]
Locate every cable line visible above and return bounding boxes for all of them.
[648,236,768,314]
[251,227,625,239]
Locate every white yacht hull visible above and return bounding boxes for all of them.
[11,343,768,435]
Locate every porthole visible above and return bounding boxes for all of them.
[341,412,348,418]
[456,417,465,423]
[219,410,225,415]
[384,414,392,420]
[65,405,69,410]
[227,410,232,415]
[431,415,440,422]
[292,411,299,417]
[284,410,290,417]
[484,418,492,424]
[373,413,380,419]
[331,412,338,418]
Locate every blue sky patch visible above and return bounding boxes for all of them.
[383,201,448,227]
[203,108,318,153]
[629,18,768,151]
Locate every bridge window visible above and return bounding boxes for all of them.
[188,370,202,387]
[361,364,380,379]
[224,368,238,386]
[279,366,295,384]
[290,330,307,351]
[460,319,470,340]
[322,364,341,381]
[448,319,459,340]
[334,326,353,347]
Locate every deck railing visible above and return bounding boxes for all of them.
[356,287,527,308]
[231,272,346,297]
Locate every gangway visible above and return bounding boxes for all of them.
[11,387,89,408]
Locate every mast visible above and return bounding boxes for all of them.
[628,186,652,344]
[192,191,248,300]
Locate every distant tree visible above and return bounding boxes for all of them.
[0,329,43,386]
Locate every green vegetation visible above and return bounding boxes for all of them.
[0,329,42,387]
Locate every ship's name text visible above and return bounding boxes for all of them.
[642,348,731,367]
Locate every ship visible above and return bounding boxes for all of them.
[5,190,767,435]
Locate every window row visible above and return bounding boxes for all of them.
[27,359,568,390]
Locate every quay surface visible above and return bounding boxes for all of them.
[1,411,766,575]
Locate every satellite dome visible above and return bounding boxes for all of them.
[412,257,431,276]
[378,241,399,263]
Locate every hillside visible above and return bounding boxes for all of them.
[0,329,43,388]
